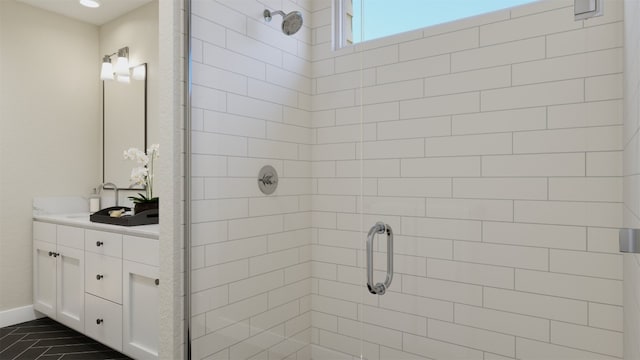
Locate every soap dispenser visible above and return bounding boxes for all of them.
[89,188,101,213]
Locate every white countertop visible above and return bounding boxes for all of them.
[34,213,159,239]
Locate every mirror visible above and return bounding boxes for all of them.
[102,64,147,188]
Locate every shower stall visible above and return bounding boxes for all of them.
[184,0,634,358]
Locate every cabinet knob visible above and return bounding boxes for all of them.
[96,318,103,325]
[96,274,104,280]
[48,251,53,257]
[96,241,103,247]
[155,279,159,286]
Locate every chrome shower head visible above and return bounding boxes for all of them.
[263,9,303,36]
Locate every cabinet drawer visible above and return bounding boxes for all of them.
[33,222,56,244]
[123,236,158,267]
[86,230,122,258]
[85,252,122,304]
[57,225,84,250]
[84,293,122,351]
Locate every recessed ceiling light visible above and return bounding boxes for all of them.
[79,0,101,8]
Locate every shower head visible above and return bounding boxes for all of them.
[263,9,303,36]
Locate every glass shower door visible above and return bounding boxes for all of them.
[346,1,627,359]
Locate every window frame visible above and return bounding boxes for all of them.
[333,0,556,49]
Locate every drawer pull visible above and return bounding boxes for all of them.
[155,279,159,286]
[96,241,104,247]
[96,274,104,280]
[96,318,103,325]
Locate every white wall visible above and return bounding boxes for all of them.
[0,0,101,312]
[189,0,313,359]
[623,0,640,359]
[100,1,159,149]
[99,1,159,195]
[309,0,624,359]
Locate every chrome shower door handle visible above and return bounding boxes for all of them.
[366,222,394,295]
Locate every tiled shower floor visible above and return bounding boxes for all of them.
[0,317,131,360]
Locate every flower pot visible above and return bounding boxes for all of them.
[134,200,159,215]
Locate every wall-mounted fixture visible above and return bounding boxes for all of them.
[263,9,304,36]
[258,165,278,195]
[620,228,640,253]
[100,47,145,83]
[114,47,130,82]
[79,0,100,8]
[574,0,603,20]
[131,65,146,81]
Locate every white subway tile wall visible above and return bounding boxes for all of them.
[307,0,622,359]
[190,0,624,359]
[190,0,313,359]
[623,1,640,360]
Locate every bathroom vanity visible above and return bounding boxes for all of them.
[32,213,159,360]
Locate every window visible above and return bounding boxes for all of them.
[336,0,540,47]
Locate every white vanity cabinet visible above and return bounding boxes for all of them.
[33,222,85,333]
[33,218,159,359]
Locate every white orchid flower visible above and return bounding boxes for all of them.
[130,166,148,186]
[123,144,159,202]
[123,147,149,165]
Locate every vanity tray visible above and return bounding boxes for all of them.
[90,206,158,226]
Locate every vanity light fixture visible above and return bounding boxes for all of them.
[131,64,146,80]
[114,47,130,76]
[100,55,114,80]
[117,74,131,83]
[100,46,140,82]
[79,0,100,8]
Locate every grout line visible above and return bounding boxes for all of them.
[34,347,54,360]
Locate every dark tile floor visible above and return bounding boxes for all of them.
[0,317,131,360]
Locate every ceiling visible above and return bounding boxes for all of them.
[18,0,152,26]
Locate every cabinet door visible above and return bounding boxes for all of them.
[33,240,57,318]
[56,245,84,332]
[122,261,159,360]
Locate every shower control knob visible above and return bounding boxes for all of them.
[96,241,103,247]
[96,274,104,280]
[96,319,103,325]
[258,165,278,195]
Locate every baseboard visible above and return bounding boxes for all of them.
[0,305,45,328]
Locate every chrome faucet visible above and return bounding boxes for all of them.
[101,182,119,207]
